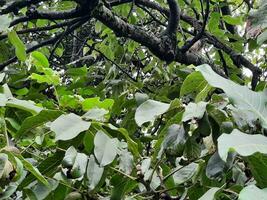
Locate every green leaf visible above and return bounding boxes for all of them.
[20,151,64,188]
[198,64,267,129]
[182,102,207,122]
[172,162,199,185]
[8,30,26,62]
[31,51,49,68]
[82,97,114,111]
[50,113,91,141]
[199,187,221,200]
[16,110,63,138]
[223,15,243,25]
[15,88,29,96]
[158,124,187,159]
[238,185,267,200]
[94,130,118,167]
[0,15,11,32]
[246,153,267,187]
[135,100,170,126]
[24,178,59,200]
[62,146,77,168]
[31,72,60,86]
[206,151,226,179]
[218,129,267,161]
[0,93,8,107]
[70,153,88,179]
[18,155,48,186]
[82,108,108,121]
[135,92,149,106]
[119,149,133,175]
[6,98,43,114]
[87,155,104,191]
[180,71,211,102]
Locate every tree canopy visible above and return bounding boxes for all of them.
[1,0,267,199]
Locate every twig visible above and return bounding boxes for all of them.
[181,0,210,52]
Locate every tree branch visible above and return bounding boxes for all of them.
[0,19,88,71]
[0,0,45,15]
[0,18,84,41]
[181,0,210,52]
[109,0,261,84]
[165,0,180,36]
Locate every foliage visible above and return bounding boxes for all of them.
[1,0,267,199]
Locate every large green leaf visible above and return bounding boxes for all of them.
[94,131,118,167]
[158,124,187,159]
[70,153,88,179]
[24,178,59,200]
[31,51,49,68]
[6,98,43,115]
[18,155,48,186]
[0,15,11,32]
[238,185,267,200]
[135,100,170,126]
[118,149,133,175]
[182,102,207,122]
[20,151,64,188]
[31,73,60,86]
[8,30,26,62]
[82,97,114,111]
[180,71,211,102]
[198,64,267,128]
[50,113,91,141]
[62,146,77,168]
[222,15,243,25]
[206,151,226,179]
[87,155,104,191]
[218,129,267,161]
[246,153,267,188]
[172,163,199,185]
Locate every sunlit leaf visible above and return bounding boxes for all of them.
[94,131,118,167]
[135,100,170,126]
[51,113,91,141]
[218,129,267,161]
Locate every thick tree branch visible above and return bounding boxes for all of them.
[0,0,44,15]
[165,0,180,36]
[109,0,261,85]
[94,4,224,75]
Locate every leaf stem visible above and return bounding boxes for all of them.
[109,166,137,180]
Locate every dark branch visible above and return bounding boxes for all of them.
[0,0,44,15]
[181,0,210,52]
[0,18,84,41]
[165,0,180,35]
